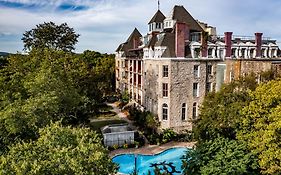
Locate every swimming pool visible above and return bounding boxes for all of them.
[112,147,188,175]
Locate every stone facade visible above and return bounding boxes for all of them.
[143,58,219,132]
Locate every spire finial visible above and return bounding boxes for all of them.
[158,0,160,10]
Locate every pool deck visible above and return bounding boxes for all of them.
[109,141,196,157]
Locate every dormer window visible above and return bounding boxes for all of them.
[156,23,161,29]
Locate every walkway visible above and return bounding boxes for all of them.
[109,141,196,157]
[106,102,132,124]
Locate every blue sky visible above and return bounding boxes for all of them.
[1,0,281,53]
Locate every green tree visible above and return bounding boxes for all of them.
[194,79,253,141]
[0,49,93,151]
[237,79,281,174]
[22,22,79,52]
[182,137,260,175]
[0,122,118,174]
[78,50,115,102]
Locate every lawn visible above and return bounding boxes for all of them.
[90,119,128,132]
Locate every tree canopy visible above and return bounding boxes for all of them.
[22,22,79,52]
[237,79,281,174]
[192,73,281,175]
[194,75,256,141]
[182,137,260,175]
[0,122,118,174]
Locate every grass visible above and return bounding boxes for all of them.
[95,111,117,119]
[90,119,128,132]
[96,103,113,112]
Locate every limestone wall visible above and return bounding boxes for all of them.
[143,58,219,132]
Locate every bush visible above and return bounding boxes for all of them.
[161,129,177,144]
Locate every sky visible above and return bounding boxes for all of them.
[1,0,281,54]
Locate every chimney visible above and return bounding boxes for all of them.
[201,31,208,58]
[224,32,233,58]
[175,22,187,57]
[255,33,263,58]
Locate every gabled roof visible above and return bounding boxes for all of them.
[116,28,142,56]
[126,28,142,43]
[171,5,203,32]
[148,10,166,24]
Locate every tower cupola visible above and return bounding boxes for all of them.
[148,10,165,33]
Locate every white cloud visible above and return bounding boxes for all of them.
[1,0,281,53]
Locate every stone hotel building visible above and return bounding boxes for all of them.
[115,5,281,132]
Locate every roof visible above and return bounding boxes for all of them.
[116,28,142,54]
[144,34,158,48]
[155,33,176,57]
[148,10,166,24]
[126,28,142,43]
[171,5,203,32]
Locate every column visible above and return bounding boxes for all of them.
[235,48,239,58]
[217,48,221,59]
[274,49,278,57]
[191,47,195,58]
[264,48,268,58]
[268,48,272,58]
[239,48,242,57]
[212,48,216,58]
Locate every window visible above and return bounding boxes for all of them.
[206,82,212,92]
[193,83,199,97]
[192,103,197,119]
[207,65,212,75]
[194,65,199,77]
[162,103,168,120]
[181,103,186,120]
[156,23,161,29]
[163,65,168,77]
[163,83,168,97]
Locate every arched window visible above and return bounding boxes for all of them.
[162,103,168,120]
[181,103,186,120]
[192,103,197,119]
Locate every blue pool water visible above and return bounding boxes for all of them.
[112,147,188,175]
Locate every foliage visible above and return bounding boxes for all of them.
[161,129,177,144]
[22,22,79,52]
[121,91,130,104]
[128,107,160,144]
[0,49,94,145]
[194,79,253,141]
[78,50,115,102]
[237,79,281,174]
[0,122,118,174]
[182,137,260,175]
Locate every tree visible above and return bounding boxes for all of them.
[0,49,93,151]
[78,50,116,102]
[194,78,253,141]
[237,79,281,174]
[0,122,118,174]
[182,137,260,175]
[22,22,79,52]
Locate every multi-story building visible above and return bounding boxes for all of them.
[115,5,281,132]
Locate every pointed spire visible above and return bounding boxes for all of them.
[158,0,160,10]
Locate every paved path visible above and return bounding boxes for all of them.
[109,141,196,157]
[106,102,133,124]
